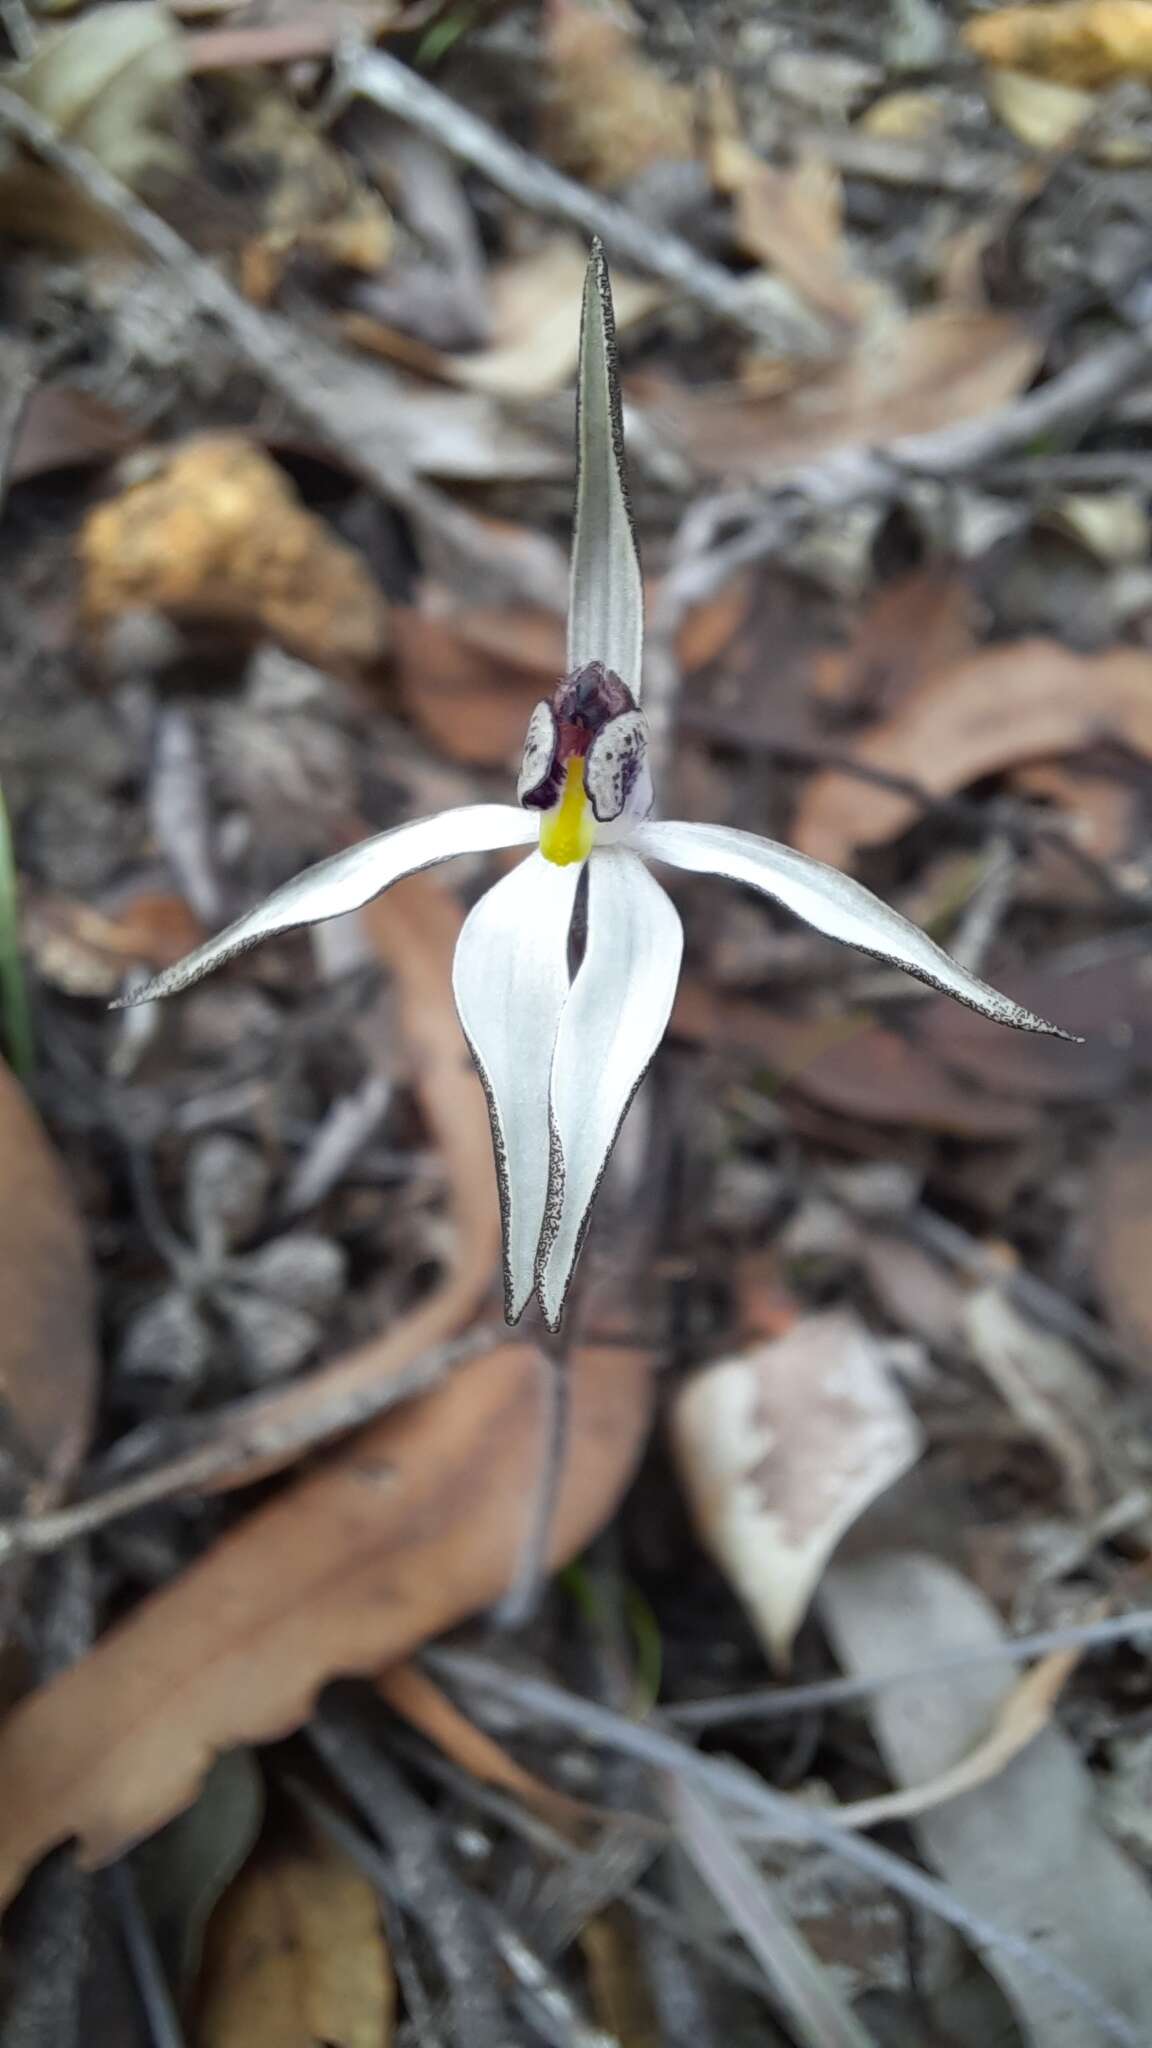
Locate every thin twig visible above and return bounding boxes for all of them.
[669,1607,1152,1730]
[673,1779,877,2048]
[0,1322,504,1566]
[325,46,832,356]
[429,1650,1145,2048]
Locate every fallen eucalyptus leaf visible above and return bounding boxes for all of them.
[822,1551,1152,2048]
[672,1310,922,1666]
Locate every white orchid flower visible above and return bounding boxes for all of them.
[119,242,1074,1331]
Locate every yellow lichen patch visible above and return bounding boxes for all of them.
[80,434,390,673]
[540,759,594,866]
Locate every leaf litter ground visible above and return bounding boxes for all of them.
[4,3,1152,2045]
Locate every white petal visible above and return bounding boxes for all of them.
[568,240,644,699]
[632,820,1076,1039]
[452,851,582,1323]
[539,847,683,1330]
[117,806,537,1007]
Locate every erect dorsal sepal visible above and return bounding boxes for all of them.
[585,708,650,823]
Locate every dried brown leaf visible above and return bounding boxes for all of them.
[672,1311,922,1665]
[725,146,869,333]
[443,239,665,398]
[184,7,399,73]
[664,309,1041,479]
[1092,1111,1152,1370]
[393,576,750,768]
[390,600,564,769]
[197,1817,395,2048]
[809,567,978,714]
[24,890,206,1000]
[0,1333,653,1897]
[0,1065,97,1520]
[673,981,1041,1137]
[912,954,1139,1103]
[80,435,390,673]
[792,640,1152,868]
[961,1286,1109,1517]
[966,0,1152,87]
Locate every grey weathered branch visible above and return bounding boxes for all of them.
[326,44,832,357]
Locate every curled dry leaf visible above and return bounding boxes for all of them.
[671,1309,922,1666]
[792,640,1152,868]
[662,308,1041,480]
[822,1551,1152,2048]
[962,1286,1112,1518]
[831,1647,1080,1832]
[80,435,390,673]
[966,0,1152,87]
[377,1664,588,1832]
[197,1815,394,2048]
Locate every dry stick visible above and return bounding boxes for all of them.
[669,1607,1152,1731]
[0,86,562,611]
[429,1650,1144,2048]
[0,1322,503,1567]
[325,45,831,357]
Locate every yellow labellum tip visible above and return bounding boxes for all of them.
[540,759,594,866]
